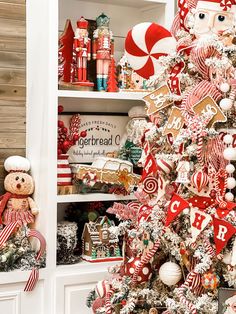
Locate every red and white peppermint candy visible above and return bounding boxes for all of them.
[125,22,176,79]
[143,176,159,194]
[156,159,175,174]
[191,169,209,193]
[220,0,233,11]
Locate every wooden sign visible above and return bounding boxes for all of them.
[61,114,129,163]
[143,84,173,116]
[193,96,226,128]
[163,107,185,140]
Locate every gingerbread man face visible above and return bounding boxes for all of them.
[193,0,236,39]
[4,172,34,195]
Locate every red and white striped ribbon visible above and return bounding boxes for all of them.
[190,46,220,80]
[105,288,115,314]
[203,237,216,258]
[0,221,19,247]
[182,80,222,115]
[132,235,163,285]
[177,271,198,314]
[24,229,46,292]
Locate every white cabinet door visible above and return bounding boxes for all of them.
[56,270,109,314]
[0,281,44,314]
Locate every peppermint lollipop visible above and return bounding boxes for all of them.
[125,22,176,79]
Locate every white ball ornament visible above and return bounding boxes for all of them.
[226,164,235,174]
[223,147,236,161]
[220,82,230,93]
[159,262,182,286]
[227,177,236,190]
[225,192,234,202]
[220,98,233,111]
[224,134,233,145]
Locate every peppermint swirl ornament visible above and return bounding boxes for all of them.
[143,176,159,194]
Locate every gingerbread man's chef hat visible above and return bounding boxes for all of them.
[196,0,236,13]
[4,156,31,173]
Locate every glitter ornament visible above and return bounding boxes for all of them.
[201,272,219,290]
[225,192,234,202]
[226,164,235,174]
[159,261,182,286]
[224,134,233,145]
[126,257,152,284]
[227,177,236,189]
[220,98,233,111]
[223,147,236,161]
[220,82,230,93]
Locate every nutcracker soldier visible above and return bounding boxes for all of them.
[73,17,94,87]
[93,13,114,91]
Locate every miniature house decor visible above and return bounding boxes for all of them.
[81,216,122,262]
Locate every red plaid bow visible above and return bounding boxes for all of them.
[220,0,234,11]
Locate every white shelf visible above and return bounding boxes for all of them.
[57,193,137,203]
[0,268,48,285]
[56,260,121,276]
[58,90,148,101]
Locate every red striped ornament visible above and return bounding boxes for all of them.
[156,159,174,174]
[57,154,72,186]
[191,169,209,193]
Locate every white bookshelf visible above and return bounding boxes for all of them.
[0,1,176,314]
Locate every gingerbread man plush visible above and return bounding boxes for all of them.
[0,156,39,227]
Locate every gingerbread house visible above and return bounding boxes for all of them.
[81,216,122,262]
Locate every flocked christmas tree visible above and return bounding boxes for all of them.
[87,0,236,313]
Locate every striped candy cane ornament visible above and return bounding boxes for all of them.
[24,229,46,291]
[132,234,163,285]
[105,287,115,314]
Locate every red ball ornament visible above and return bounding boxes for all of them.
[125,257,152,284]
[58,105,64,113]
[73,134,79,141]
[201,272,219,290]
[63,127,68,134]
[80,130,87,138]
[58,120,64,128]
[62,141,71,151]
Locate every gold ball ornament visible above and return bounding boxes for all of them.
[159,261,182,286]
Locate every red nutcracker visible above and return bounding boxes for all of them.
[73,17,94,87]
[93,13,114,91]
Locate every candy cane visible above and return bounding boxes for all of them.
[197,136,205,167]
[105,288,115,314]
[215,169,228,208]
[24,229,46,292]
[132,233,163,285]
